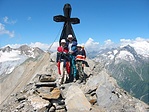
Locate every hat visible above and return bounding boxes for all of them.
[77,44,82,47]
[61,39,66,43]
[67,34,73,39]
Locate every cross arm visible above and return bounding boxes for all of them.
[53,15,67,22]
[70,18,80,24]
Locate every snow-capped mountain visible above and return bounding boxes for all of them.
[92,41,149,104]
[0,45,44,77]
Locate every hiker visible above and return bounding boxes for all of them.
[75,44,86,84]
[56,39,70,85]
[67,34,77,82]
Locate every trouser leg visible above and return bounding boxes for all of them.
[79,61,84,81]
[71,56,77,78]
[63,68,68,83]
[59,62,64,84]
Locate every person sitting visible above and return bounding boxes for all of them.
[75,44,86,84]
[56,39,70,85]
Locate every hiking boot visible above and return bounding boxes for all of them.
[73,78,76,82]
[83,81,86,85]
[77,80,82,84]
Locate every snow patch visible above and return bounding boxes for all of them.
[113,50,118,55]
[116,51,135,61]
[0,50,21,62]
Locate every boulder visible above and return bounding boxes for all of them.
[65,85,91,112]
[42,88,61,100]
[28,95,49,110]
[39,75,56,82]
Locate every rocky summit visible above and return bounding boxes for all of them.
[0,51,149,112]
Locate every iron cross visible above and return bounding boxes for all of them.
[53,3,80,44]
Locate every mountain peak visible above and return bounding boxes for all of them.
[0,46,13,52]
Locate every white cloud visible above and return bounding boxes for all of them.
[0,23,15,38]
[2,37,149,57]
[3,42,59,51]
[29,42,50,51]
[83,38,100,52]
[104,39,114,45]
[29,42,59,51]
[120,37,149,57]
[120,37,149,47]
[3,16,16,24]
[101,39,116,49]
[48,42,59,51]
[5,44,22,48]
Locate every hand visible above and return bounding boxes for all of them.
[69,51,74,54]
[57,62,59,66]
[82,64,84,67]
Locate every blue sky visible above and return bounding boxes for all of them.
[0,0,149,50]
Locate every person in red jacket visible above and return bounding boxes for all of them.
[56,39,70,85]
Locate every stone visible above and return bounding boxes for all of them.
[39,75,56,82]
[65,85,91,112]
[17,95,26,102]
[42,88,61,100]
[28,95,49,110]
[89,99,97,105]
[49,106,56,112]
[35,82,56,87]
[55,109,66,112]
[37,87,53,94]
[16,103,24,109]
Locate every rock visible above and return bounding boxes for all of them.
[17,95,26,102]
[37,87,53,94]
[39,75,56,82]
[42,88,61,100]
[84,69,117,92]
[65,85,91,112]
[55,108,66,112]
[37,106,47,112]
[96,85,117,107]
[16,103,25,109]
[35,82,56,87]
[49,106,56,112]
[28,95,49,110]
[89,99,97,105]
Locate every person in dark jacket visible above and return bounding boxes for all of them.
[75,44,86,84]
[56,39,70,85]
[67,34,77,82]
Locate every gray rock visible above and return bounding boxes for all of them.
[65,85,91,112]
[39,74,56,82]
[28,95,49,110]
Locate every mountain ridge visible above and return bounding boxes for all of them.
[92,44,149,104]
[0,51,148,111]
[0,44,149,111]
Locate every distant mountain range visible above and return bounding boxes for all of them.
[0,45,44,77]
[0,40,149,105]
[91,40,149,104]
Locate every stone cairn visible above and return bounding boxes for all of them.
[1,72,101,112]
[1,74,67,112]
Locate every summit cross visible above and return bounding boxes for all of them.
[53,3,80,44]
